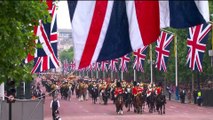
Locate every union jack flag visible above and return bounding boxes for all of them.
[70,61,76,71]
[93,62,100,71]
[186,23,212,72]
[63,60,69,72]
[155,31,174,72]
[108,59,118,72]
[101,61,108,72]
[86,64,93,71]
[133,46,148,72]
[31,2,59,73]
[78,67,86,72]
[26,1,57,63]
[119,55,130,72]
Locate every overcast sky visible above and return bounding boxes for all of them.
[57,1,72,29]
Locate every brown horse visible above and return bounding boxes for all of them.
[115,94,124,115]
[133,94,143,114]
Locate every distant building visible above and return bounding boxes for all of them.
[58,29,73,52]
[57,29,73,72]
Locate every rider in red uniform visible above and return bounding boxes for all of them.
[137,85,144,94]
[114,82,123,98]
[155,86,162,96]
[132,81,138,96]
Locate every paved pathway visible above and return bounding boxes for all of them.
[44,95,213,120]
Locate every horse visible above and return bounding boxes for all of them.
[91,87,98,104]
[156,94,166,115]
[125,92,132,112]
[141,91,147,112]
[115,94,124,115]
[133,94,143,114]
[146,91,156,113]
[102,88,110,105]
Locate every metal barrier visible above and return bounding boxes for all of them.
[0,100,44,120]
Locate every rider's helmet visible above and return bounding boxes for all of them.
[116,82,121,88]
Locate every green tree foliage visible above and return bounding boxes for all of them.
[0,1,50,83]
[59,47,74,63]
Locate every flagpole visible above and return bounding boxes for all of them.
[111,71,113,82]
[211,22,213,67]
[121,71,123,81]
[150,44,153,84]
[96,71,99,79]
[134,70,136,81]
[103,71,105,80]
[174,35,179,100]
[91,70,93,79]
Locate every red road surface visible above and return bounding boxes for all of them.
[44,95,213,120]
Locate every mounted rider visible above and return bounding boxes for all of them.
[124,83,132,111]
[155,86,162,96]
[137,83,144,94]
[147,83,156,97]
[114,82,124,99]
[132,81,138,97]
[125,83,132,94]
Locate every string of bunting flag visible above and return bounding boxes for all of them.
[63,22,212,74]
[26,1,213,75]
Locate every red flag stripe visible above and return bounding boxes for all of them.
[135,1,160,45]
[31,57,42,73]
[51,4,56,18]
[46,0,53,12]
[50,34,58,41]
[42,56,48,71]
[79,1,108,69]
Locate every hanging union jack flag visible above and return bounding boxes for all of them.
[101,61,108,72]
[31,2,59,73]
[93,62,100,71]
[119,55,130,72]
[108,59,119,72]
[155,31,174,72]
[186,23,212,72]
[86,64,93,72]
[70,61,76,71]
[64,60,69,72]
[133,46,148,72]
[25,1,57,63]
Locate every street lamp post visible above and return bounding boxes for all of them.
[148,59,155,84]
[150,45,153,84]
[209,50,213,67]
[210,14,213,67]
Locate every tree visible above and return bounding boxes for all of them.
[59,47,74,63]
[0,1,50,83]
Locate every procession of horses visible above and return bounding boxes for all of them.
[37,74,166,115]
